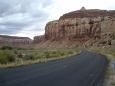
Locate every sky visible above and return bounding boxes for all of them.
[0,0,115,39]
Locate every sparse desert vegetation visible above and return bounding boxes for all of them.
[0,46,80,68]
[0,50,15,64]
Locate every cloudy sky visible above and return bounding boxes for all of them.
[0,0,115,39]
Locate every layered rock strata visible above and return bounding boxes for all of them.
[34,8,115,48]
[0,35,32,48]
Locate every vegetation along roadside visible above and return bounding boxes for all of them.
[0,46,80,68]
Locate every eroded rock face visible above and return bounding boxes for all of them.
[33,35,45,43]
[34,8,115,48]
[0,35,32,48]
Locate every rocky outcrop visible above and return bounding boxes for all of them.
[33,35,45,43]
[34,8,115,48]
[0,35,32,48]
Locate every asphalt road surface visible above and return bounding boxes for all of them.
[0,51,108,86]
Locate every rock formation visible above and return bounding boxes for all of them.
[33,35,45,43]
[34,7,115,48]
[0,35,32,48]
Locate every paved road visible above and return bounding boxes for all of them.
[0,51,108,86]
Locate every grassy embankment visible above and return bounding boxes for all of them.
[0,46,80,68]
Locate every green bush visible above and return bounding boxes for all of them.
[43,51,70,58]
[44,52,50,58]
[0,51,15,64]
[36,53,46,59]
[51,51,61,57]
[68,51,74,54]
[1,46,13,50]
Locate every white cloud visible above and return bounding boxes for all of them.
[47,0,115,21]
[0,0,115,39]
[12,30,45,39]
[84,0,115,9]
[0,13,31,23]
[12,23,45,39]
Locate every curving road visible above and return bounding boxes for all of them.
[0,51,108,86]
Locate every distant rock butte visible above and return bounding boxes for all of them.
[0,35,32,48]
[34,8,115,48]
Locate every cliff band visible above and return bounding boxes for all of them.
[34,7,115,48]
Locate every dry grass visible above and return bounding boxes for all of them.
[0,49,80,68]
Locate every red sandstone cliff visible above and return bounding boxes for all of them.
[0,35,32,48]
[34,8,115,48]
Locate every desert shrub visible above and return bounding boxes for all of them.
[36,53,47,59]
[23,54,33,60]
[13,50,18,54]
[43,50,72,58]
[48,51,59,57]
[60,52,66,56]
[17,48,26,50]
[67,51,74,54]
[44,52,50,58]
[0,51,15,64]
[1,46,13,50]
[18,50,75,61]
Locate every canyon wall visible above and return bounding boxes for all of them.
[0,35,32,48]
[34,8,115,48]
